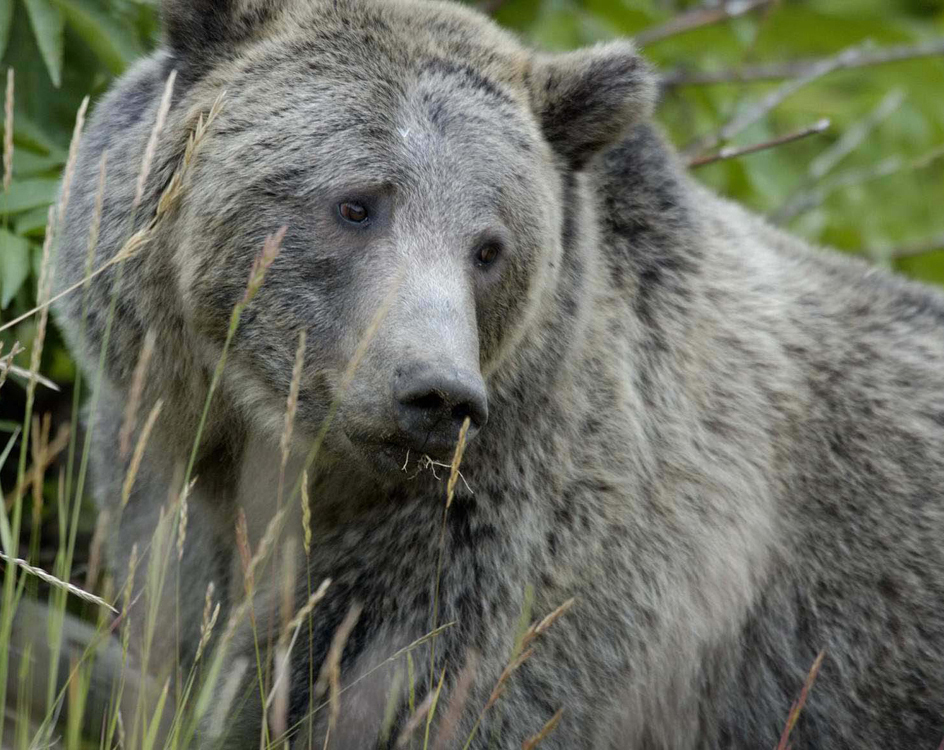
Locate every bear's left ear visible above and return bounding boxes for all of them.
[162,0,288,62]
[530,41,657,170]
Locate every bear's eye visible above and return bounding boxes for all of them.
[339,202,369,224]
[476,241,502,267]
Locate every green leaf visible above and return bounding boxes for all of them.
[584,0,656,36]
[12,115,65,157]
[0,228,31,308]
[49,0,143,74]
[1,177,58,214]
[13,204,49,236]
[0,0,14,62]
[13,147,64,177]
[23,0,66,88]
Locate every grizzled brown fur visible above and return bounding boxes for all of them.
[53,0,944,748]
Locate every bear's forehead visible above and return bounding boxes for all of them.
[218,0,532,105]
[193,0,543,198]
[213,23,538,163]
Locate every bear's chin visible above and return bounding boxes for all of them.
[362,440,416,475]
[343,435,462,488]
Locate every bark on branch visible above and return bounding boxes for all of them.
[636,0,774,46]
[688,118,830,168]
[683,42,872,159]
[886,234,944,261]
[663,38,944,87]
[477,0,512,14]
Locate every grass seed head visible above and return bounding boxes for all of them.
[243,226,287,305]
[301,469,312,556]
[121,400,164,509]
[521,709,565,750]
[57,96,90,229]
[134,71,176,211]
[120,329,157,458]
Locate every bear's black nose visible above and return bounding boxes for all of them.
[394,365,488,457]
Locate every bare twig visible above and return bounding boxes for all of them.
[772,90,906,223]
[684,43,867,158]
[771,143,944,224]
[476,0,511,14]
[872,233,944,262]
[689,118,830,168]
[892,235,944,261]
[664,37,944,87]
[637,0,773,46]
[809,90,906,181]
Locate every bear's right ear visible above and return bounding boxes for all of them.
[530,41,657,170]
[162,0,286,61]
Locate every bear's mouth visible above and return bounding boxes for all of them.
[346,433,463,478]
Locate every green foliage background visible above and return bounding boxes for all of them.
[1,0,943,475]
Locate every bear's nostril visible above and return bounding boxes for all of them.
[452,402,473,421]
[407,393,445,412]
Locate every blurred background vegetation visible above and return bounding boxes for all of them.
[1,0,943,551]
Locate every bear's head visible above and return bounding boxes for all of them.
[158,0,655,475]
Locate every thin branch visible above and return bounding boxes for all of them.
[878,233,944,261]
[684,42,868,158]
[476,0,511,14]
[770,143,944,224]
[637,0,773,47]
[689,118,830,168]
[810,90,906,181]
[772,89,906,223]
[664,37,944,87]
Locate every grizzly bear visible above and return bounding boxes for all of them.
[51,0,944,748]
